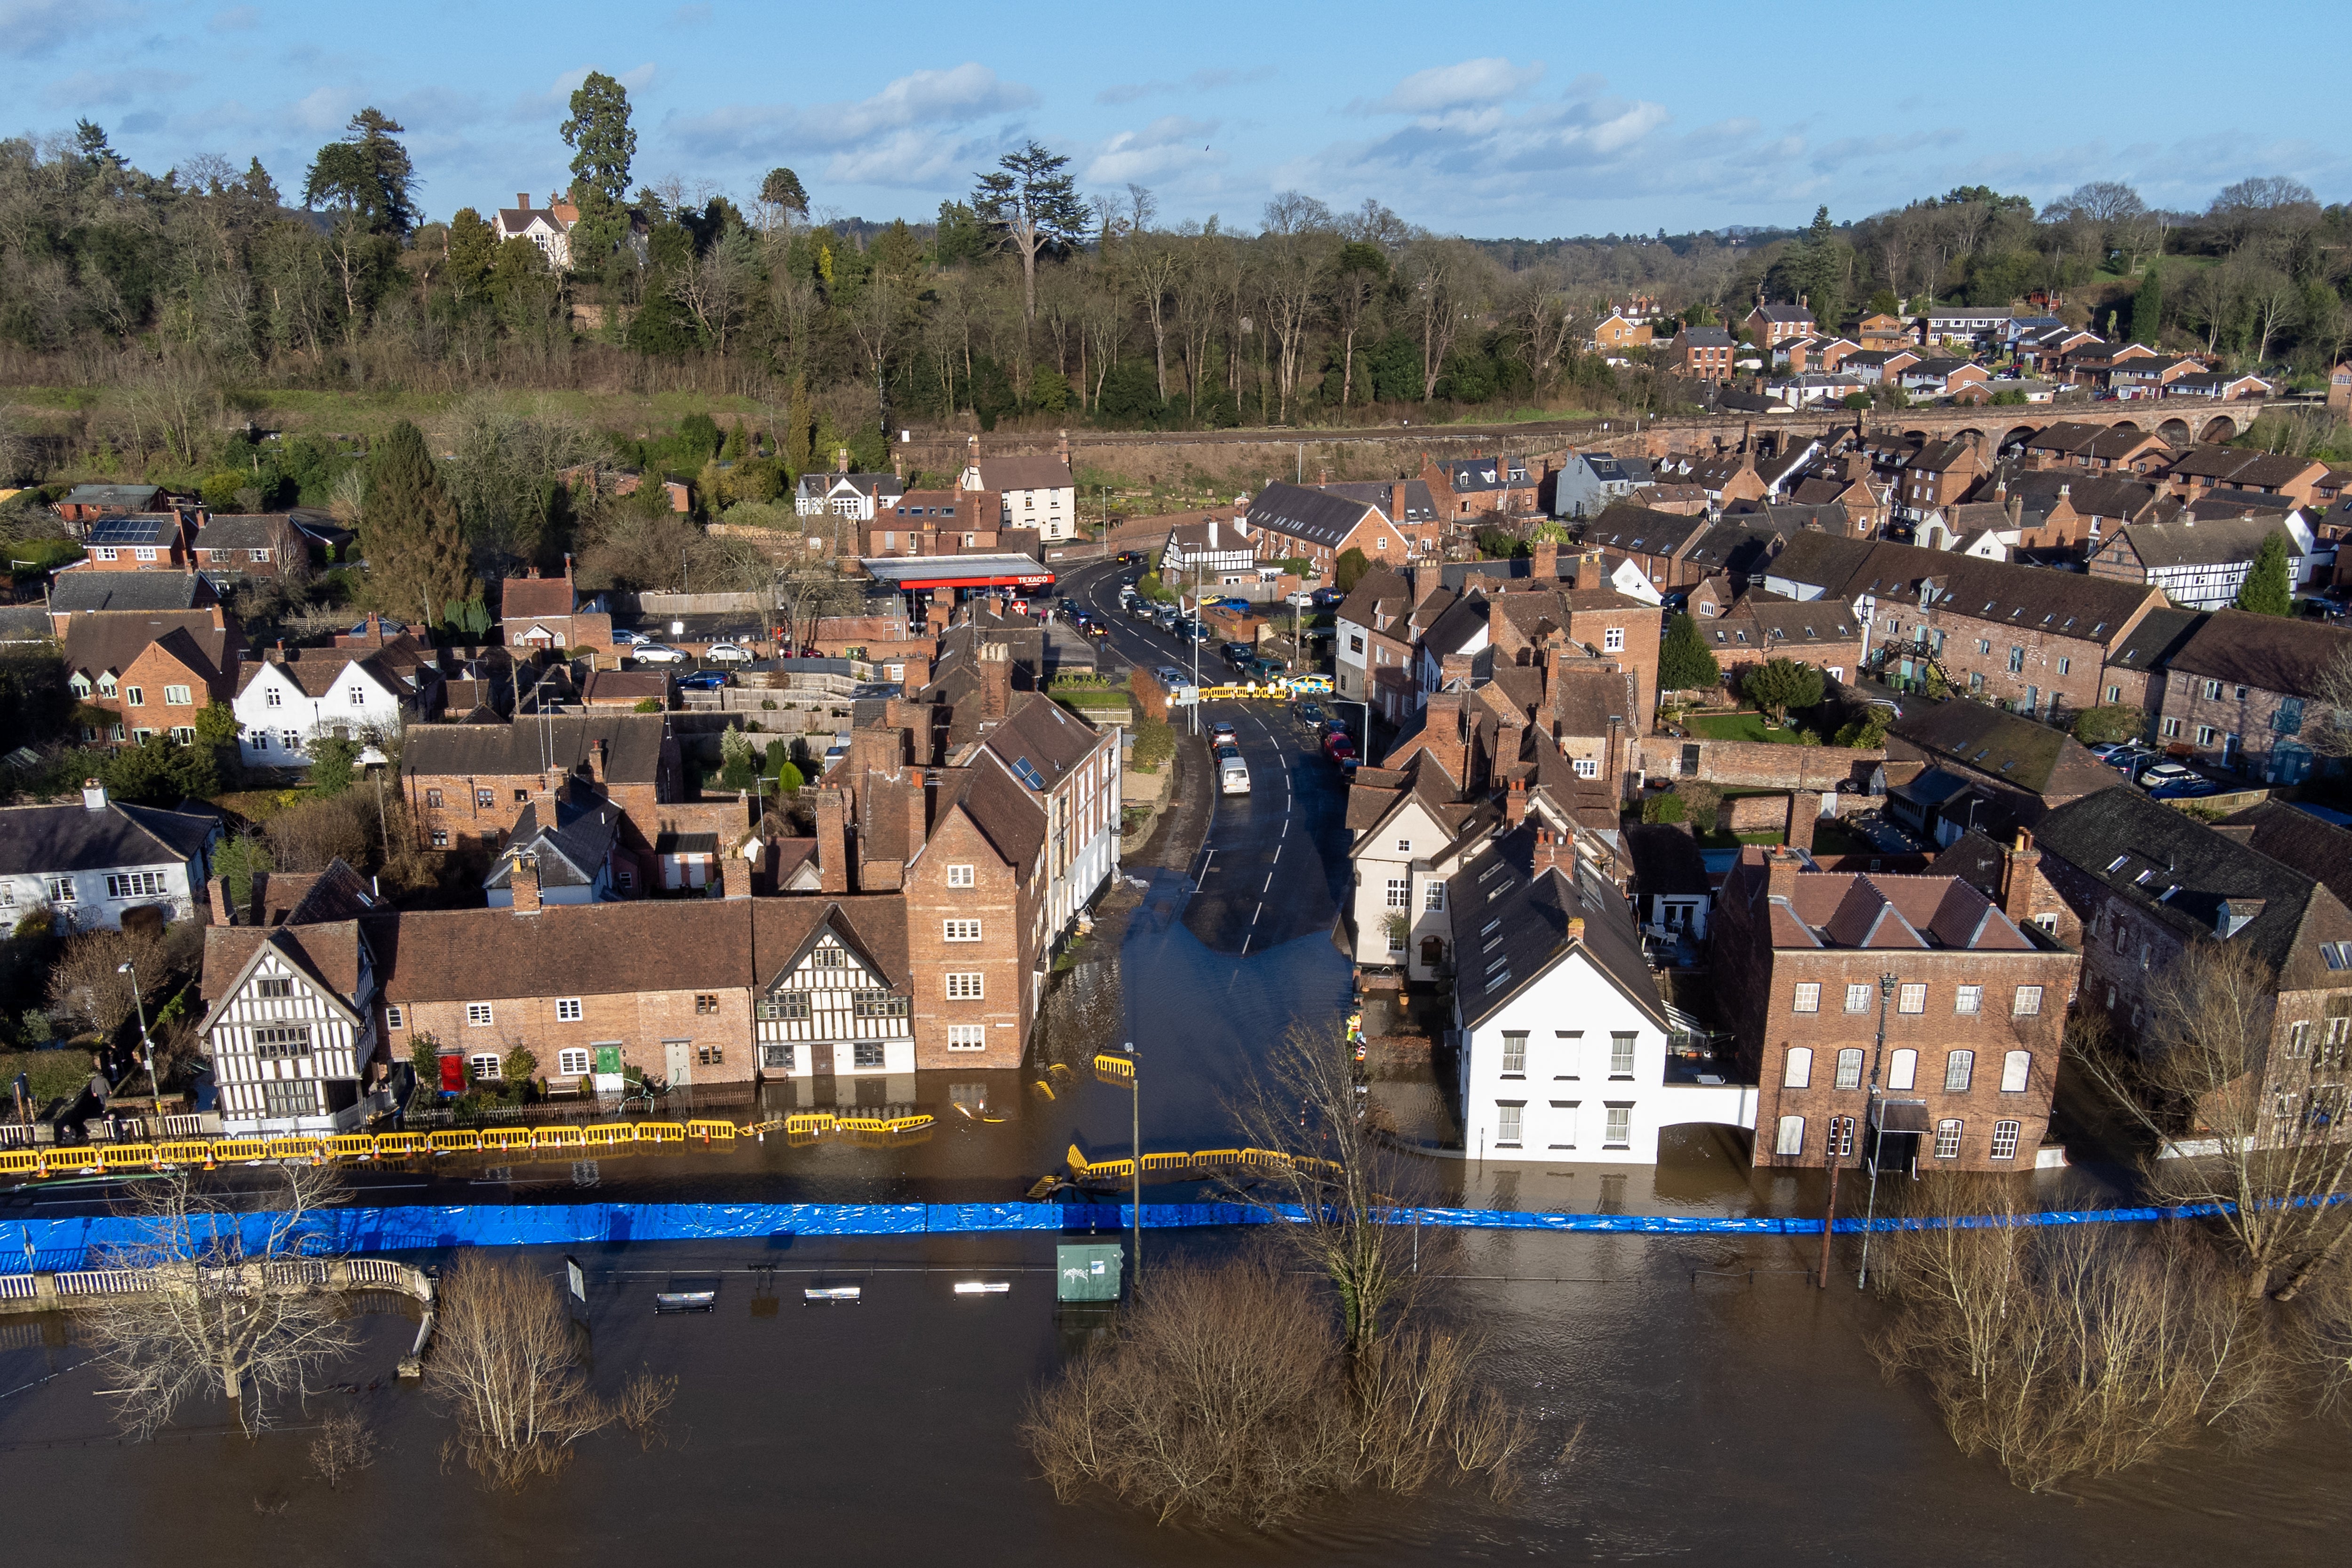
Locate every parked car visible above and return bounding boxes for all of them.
[1081,621,1108,639]
[678,671,729,691]
[1129,598,1158,620]
[1210,722,1238,745]
[1155,665,1187,688]
[1284,589,1317,608]
[1218,752,1251,795]
[1117,550,1145,566]
[1213,596,1252,612]
[704,642,755,664]
[1323,731,1357,763]
[1298,703,1325,725]
[2136,761,2199,789]
[632,643,688,665]
[610,628,652,646]
[1177,620,1209,643]
[1221,642,1253,666]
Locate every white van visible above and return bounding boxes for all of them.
[1219,754,1251,795]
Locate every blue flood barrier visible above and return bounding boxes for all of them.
[0,1194,2318,1273]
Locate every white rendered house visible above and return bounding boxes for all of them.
[1448,821,1755,1163]
[232,651,408,768]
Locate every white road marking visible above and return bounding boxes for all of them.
[1252,901,1263,924]
[1263,873,1274,892]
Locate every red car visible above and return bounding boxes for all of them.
[1323,731,1357,764]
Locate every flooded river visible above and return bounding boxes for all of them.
[4,698,2347,1560]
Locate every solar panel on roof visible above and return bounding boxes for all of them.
[87,517,167,545]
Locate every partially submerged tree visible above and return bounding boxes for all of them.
[80,1163,357,1438]
[1871,1174,2279,1493]
[2076,942,2352,1299]
[426,1252,613,1488]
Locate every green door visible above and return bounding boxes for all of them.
[595,1046,622,1074]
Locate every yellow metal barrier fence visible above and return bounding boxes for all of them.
[0,1107,956,1184]
[1065,1143,1345,1184]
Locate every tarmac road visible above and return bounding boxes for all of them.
[1059,561,1351,956]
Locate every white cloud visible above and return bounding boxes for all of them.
[1097,65,1274,106]
[1085,116,1223,185]
[1359,57,1544,116]
[667,64,1038,189]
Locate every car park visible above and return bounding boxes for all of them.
[631,643,688,664]
[704,642,755,664]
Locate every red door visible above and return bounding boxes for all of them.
[438,1054,465,1092]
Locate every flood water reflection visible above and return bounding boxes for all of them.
[4,1221,2345,1565]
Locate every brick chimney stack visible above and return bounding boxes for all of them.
[1532,540,1559,581]
[979,641,1012,719]
[510,853,542,914]
[814,787,850,894]
[2000,828,2041,925]
[1766,844,1799,904]
[1506,776,1527,826]
[1533,826,1565,878]
[1390,481,1408,522]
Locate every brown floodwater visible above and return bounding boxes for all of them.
[5,714,2344,1560]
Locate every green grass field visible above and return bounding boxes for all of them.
[1688,711,1809,745]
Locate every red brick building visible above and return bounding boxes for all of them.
[1667,326,1735,383]
[398,713,683,868]
[1713,844,2080,1171]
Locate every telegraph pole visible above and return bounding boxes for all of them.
[1856,971,1899,1289]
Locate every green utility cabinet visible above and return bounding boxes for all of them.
[1056,1242,1124,1303]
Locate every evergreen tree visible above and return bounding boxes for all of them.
[1658,613,1722,692]
[2130,265,2164,346]
[302,109,416,233]
[1334,548,1370,593]
[364,421,475,631]
[1742,657,1825,720]
[2234,533,2293,616]
[560,72,636,203]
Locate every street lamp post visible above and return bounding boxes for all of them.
[1857,971,1899,1290]
[1129,1040,1141,1282]
[117,961,160,1138]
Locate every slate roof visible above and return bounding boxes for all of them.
[2165,609,2352,696]
[0,798,217,876]
[2114,515,2295,571]
[2104,606,2205,672]
[48,572,215,613]
[1444,820,1667,1029]
[192,514,298,551]
[485,796,625,892]
[2034,788,2349,985]
[2220,802,2352,914]
[58,484,162,511]
[1675,327,1734,347]
[1886,702,2119,802]
[381,900,754,1002]
[1437,456,1530,493]
[0,606,51,644]
[1766,531,2158,643]
[400,714,670,785]
[232,647,398,699]
[1245,481,1381,549]
[1579,503,1709,557]
[1324,478,1439,525]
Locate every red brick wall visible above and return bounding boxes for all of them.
[393,987,757,1090]
[901,805,1035,1069]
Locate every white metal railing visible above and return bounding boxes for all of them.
[0,1124,34,1147]
[56,1269,154,1296]
[0,1274,37,1300]
[160,1114,205,1138]
[345,1258,404,1287]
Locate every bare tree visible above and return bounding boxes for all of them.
[46,925,167,1043]
[2075,943,2352,1300]
[79,1163,358,1438]
[1225,1019,1438,1360]
[309,1406,377,1488]
[1021,1253,1530,1528]
[1872,1174,2279,1493]
[2305,647,2352,759]
[425,1252,613,1488]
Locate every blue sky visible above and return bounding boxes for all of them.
[10,0,2347,236]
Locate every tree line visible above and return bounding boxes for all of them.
[2,79,2347,462]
